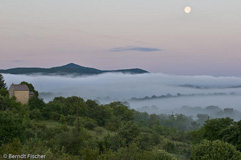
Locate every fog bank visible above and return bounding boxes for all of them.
[3,73,241,116]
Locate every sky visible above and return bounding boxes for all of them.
[1,0,241,76]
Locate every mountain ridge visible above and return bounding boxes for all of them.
[0,63,148,76]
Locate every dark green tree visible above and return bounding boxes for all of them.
[0,95,7,110]
[220,120,241,151]
[56,130,91,155]
[0,74,7,89]
[109,102,134,121]
[191,118,234,144]
[202,118,234,141]
[0,111,25,145]
[135,132,153,150]
[118,121,140,145]
[0,74,8,96]
[21,81,39,97]
[28,96,46,110]
[191,140,241,160]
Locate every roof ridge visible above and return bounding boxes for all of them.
[10,83,29,91]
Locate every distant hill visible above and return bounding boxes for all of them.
[0,63,148,76]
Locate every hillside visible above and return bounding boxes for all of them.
[0,63,148,76]
[1,75,241,160]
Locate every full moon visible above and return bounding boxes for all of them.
[184,6,191,14]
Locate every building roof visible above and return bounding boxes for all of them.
[11,84,29,91]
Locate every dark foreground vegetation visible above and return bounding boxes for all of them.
[1,74,241,160]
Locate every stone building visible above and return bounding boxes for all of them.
[9,83,31,104]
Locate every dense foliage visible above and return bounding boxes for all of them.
[21,81,39,97]
[190,140,241,160]
[0,74,7,89]
[191,118,241,152]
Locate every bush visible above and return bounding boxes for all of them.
[0,111,25,144]
[59,114,66,124]
[65,115,76,126]
[118,121,140,144]
[85,121,97,130]
[99,143,176,160]
[29,109,42,120]
[50,112,61,121]
[0,88,8,96]
[28,96,45,110]
[163,141,176,153]
[0,138,22,155]
[191,140,241,160]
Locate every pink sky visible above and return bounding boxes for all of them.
[1,0,241,76]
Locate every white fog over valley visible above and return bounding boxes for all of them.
[3,73,241,120]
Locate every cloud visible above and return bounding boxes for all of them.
[111,46,163,52]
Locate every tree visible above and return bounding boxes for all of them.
[0,95,7,110]
[56,130,89,155]
[118,121,140,145]
[21,81,39,97]
[99,143,176,160]
[109,102,134,121]
[0,74,7,89]
[0,87,8,96]
[0,74,8,96]
[220,120,241,151]
[202,118,234,141]
[136,132,153,150]
[191,118,234,144]
[197,114,209,126]
[0,111,25,145]
[191,140,241,160]
[28,96,46,110]
[0,138,22,155]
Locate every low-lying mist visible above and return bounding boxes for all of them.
[3,73,241,119]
